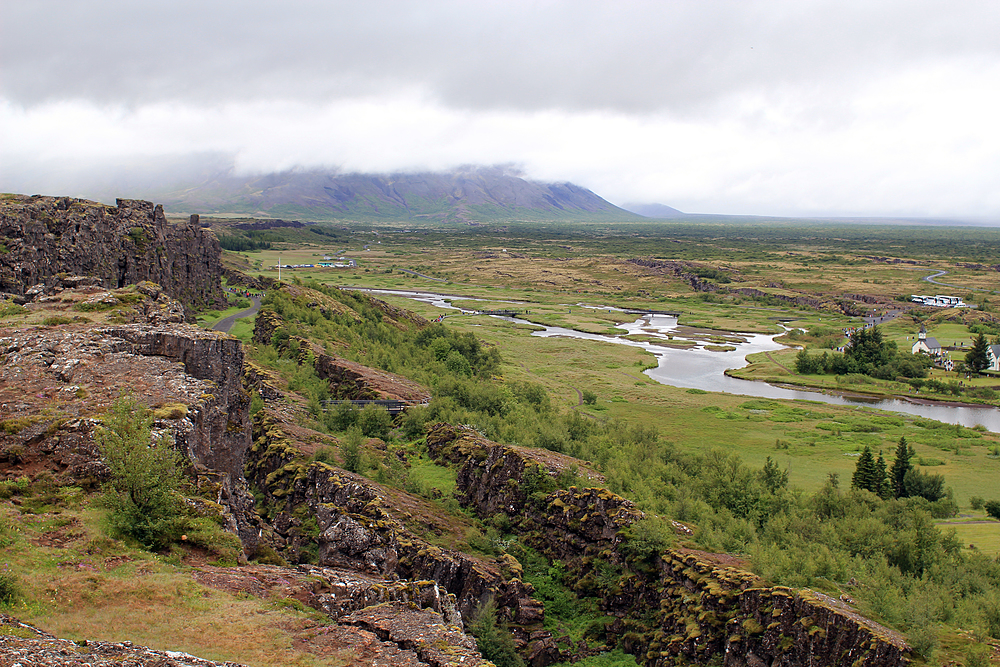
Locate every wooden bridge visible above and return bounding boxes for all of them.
[476,309,523,317]
[623,309,682,316]
[321,399,414,415]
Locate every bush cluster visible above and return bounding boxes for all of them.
[795,326,931,380]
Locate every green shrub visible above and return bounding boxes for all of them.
[96,394,186,549]
[340,428,364,473]
[550,650,640,667]
[74,301,116,312]
[0,567,20,606]
[325,401,359,432]
[470,597,524,667]
[0,476,30,498]
[180,517,244,566]
[127,227,147,246]
[619,516,674,565]
[0,301,26,317]
[985,500,1000,520]
[357,403,392,439]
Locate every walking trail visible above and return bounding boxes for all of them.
[213,295,262,334]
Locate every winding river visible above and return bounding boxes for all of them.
[363,289,1000,432]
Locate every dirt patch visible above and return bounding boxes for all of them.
[30,518,85,549]
[676,547,753,571]
[192,564,312,600]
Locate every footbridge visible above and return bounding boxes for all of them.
[477,309,523,317]
[322,399,417,416]
[623,309,682,316]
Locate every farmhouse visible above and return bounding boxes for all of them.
[989,344,1000,372]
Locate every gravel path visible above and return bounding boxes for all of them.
[213,295,262,333]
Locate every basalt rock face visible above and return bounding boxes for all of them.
[0,195,226,315]
[313,352,431,402]
[97,324,256,548]
[0,285,258,553]
[246,412,554,662]
[727,588,909,667]
[425,423,911,667]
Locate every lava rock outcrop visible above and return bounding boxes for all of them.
[425,423,911,667]
[0,195,225,315]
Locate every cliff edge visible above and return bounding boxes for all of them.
[0,194,225,315]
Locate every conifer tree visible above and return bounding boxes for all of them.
[851,446,877,492]
[891,436,913,498]
[966,332,990,374]
[874,452,890,498]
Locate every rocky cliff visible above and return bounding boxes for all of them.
[0,281,258,551]
[0,194,226,315]
[245,411,557,664]
[252,293,432,403]
[425,423,911,667]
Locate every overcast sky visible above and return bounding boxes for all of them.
[3,0,1000,219]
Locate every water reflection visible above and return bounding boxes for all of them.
[360,290,1000,432]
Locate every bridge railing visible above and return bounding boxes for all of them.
[321,399,420,415]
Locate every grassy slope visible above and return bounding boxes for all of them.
[0,500,346,667]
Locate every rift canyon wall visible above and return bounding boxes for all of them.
[424,423,911,667]
[0,195,225,314]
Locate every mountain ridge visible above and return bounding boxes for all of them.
[156,166,642,223]
[621,202,687,218]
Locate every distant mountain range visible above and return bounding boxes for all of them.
[620,202,687,218]
[155,166,650,223]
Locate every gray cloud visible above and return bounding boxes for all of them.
[5,0,999,114]
[4,0,1000,218]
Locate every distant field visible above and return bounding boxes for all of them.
[936,513,1000,556]
[225,218,1000,506]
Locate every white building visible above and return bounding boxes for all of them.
[911,326,942,356]
[988,344,1000,372]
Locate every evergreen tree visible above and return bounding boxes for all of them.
[874,452,890,498]
[846,326,892,368]
[795,348,821,374]
[759,456,789,493]
[966,332,990,373]
[891,436,913,498]
[340,428,364,473]
[851,446,877,493]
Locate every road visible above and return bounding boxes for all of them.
[395,268,447,282]
[920,269,997,295]
[213,295,262,334]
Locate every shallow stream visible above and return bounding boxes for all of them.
[362,289,1000,432]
